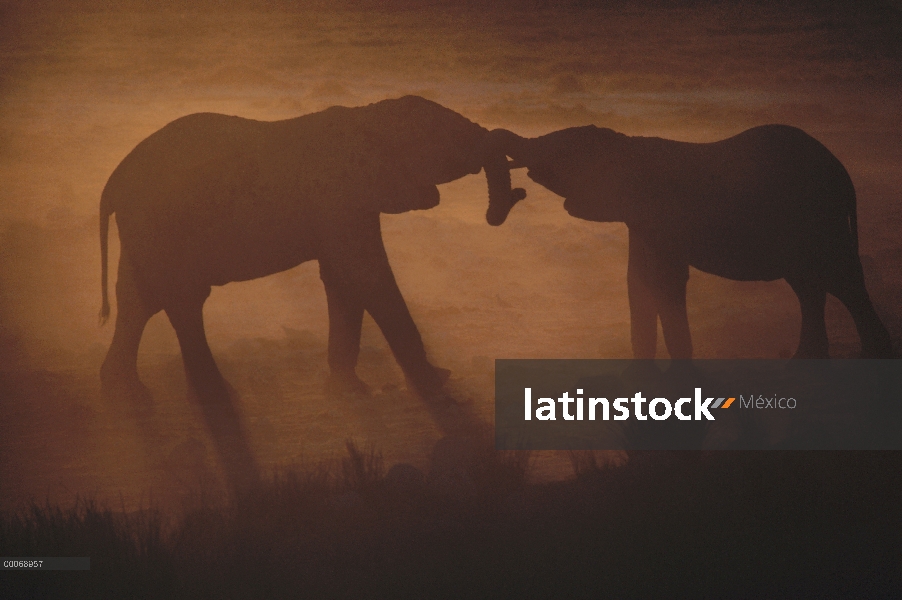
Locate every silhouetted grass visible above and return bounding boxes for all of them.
[0,498,177,598]
[1,446,899,598]
[340,439,384,492]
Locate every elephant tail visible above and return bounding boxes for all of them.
[99,186,113,325]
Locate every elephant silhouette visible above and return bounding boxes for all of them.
[482,125,893,359]
[99,96,523,405]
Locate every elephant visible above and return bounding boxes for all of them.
[482,125,893,359]
[99,96,523,405]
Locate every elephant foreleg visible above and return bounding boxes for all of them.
[785,276,829,358]
[627,231,692,359]
[628,231,693,359]
[653,259,692,361]
[364,272,449,396]
[627,232,659,359]
[320,263,369,394]
[320,214,448,398]
[100,253,159,400]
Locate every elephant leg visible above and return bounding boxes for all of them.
[320,214,448,398]
[100,253,159,400]
[825,256,893,358]
[163,289,228,403]
[785,276,829,358]
[164,289,259,491]
[627,231,659,359]
[320,263,369,394]
[651,255,692,360]
[367,281,450,397]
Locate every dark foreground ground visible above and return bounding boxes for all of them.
[2,443,900,598]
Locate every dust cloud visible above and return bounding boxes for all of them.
[1,0,900,511]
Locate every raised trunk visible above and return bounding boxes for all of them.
[482,129,528,226]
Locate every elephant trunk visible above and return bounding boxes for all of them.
[482,129,528,226]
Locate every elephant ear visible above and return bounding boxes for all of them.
[341,130,440,214]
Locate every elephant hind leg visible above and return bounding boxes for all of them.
[785,276,829,358]
[825,257,893,358]
[163,289,228,403]
[100,253,160,400]
[164,289,259,491]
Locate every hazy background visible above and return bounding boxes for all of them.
[1,0,900,511]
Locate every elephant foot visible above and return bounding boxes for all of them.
[792,336,830,359]
[100,366,153,404]
[435,366,452,386]
[406,365,452,399]
[422,389,460,409]
[327,370,372,397]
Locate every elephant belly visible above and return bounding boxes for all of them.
[117,199,319,291]
[685,219,842,282]
[204,239,316,286]
[185,218,318,286]
[689,246,785,282]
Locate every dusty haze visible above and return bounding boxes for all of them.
[1,0,901,511]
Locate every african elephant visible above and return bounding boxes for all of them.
[483,125,893,359]
[99,96,521,404]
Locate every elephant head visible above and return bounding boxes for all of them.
[480,125,635,225]
[350,97,528,219]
